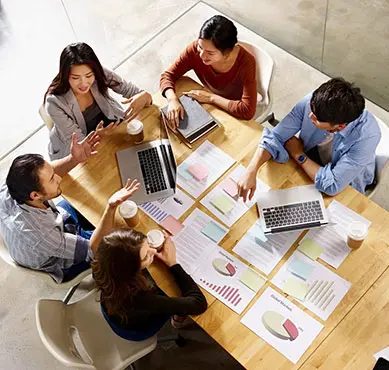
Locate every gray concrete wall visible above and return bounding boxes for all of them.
[204,0,389,112]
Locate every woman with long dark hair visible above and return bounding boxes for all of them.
[45,42,152,160]
[92,229,207,341]
[160,15,257,126]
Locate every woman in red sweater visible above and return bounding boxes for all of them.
[160,15,257,127]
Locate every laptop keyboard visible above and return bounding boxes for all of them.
[138,148,167,194]
[263,201,324,229]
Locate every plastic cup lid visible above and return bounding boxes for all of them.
[127,120,143,134]
[119,200,138,217]
[147,229,164,246]
[347,221,368,240]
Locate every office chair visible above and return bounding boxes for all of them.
[39,104,54,131]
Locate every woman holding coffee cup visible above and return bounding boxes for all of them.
[44,42,152,160]
[92,229,207,340]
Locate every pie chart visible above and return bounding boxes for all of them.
[212,258,236,276]
[262,311,299,341]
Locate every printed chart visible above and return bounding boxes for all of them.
[271,250,351,320]
[140,187,194,223]
[176,141,235,198]
[201,165,270,227]
[241,288,323,364]
[193,247,263,314]
[233,220,301,275]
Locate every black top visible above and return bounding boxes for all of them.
[103,264,207,331]
[82,101,112,134]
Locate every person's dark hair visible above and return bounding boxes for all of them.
[44,42,109,101]
[6,154,45,204]
[199,15,238,52]
[92,229,150,323]
[310,78,365,125]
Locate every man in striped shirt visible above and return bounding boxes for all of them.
[0,132,140,283]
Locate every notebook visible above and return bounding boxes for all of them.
[162,95,219,143]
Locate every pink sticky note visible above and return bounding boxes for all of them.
[188,163,208,181]
[160,215,183,236]
[221,177,238,199]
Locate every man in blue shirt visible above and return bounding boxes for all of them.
[238,78,381,201]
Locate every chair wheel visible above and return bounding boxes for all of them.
[175,335,187,347]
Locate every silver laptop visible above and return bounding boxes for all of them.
[256,185,329,234]
[116,114,177,204]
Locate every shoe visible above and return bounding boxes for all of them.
[171,315,193,329]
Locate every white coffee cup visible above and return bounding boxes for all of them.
[147,229,165,251]
[126,120,144,144]
[119,200,140,227]
[347,221,368,250]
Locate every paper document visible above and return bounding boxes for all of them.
[183,208,229,244]
[272,250,351,320]
[177,141,235,198]
[140,187,194,223]
[302,200,371,268]
[374,347,389,361]
[192,247,264,314]
[233,220,301,275]
[201,165,270,227]
[241,287,323,364]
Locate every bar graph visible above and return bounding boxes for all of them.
[140,202,168,223]
[200,279,242,307]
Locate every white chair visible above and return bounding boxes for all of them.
[0,234,91,303]
[39,104,54,130]
[239,41,276,124]
[36,289,157,370]
[368,116,389,210]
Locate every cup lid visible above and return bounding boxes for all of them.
[127,120,143,134]
[147,229,164,245]
[347,221,368,240]
[119,200,138,217]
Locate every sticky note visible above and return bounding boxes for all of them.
[298,239,324,261]
[239,268,266,292]
[179,163,193,180]
[287,258,315,281]
[210,194,235,214]
[283,277,308,300]
[201,221,226,243]
[188,163,208,181]
[221,177,238,199]
[160,215,183,236]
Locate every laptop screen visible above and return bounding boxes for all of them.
[160,110,177,178]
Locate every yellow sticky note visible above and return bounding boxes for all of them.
[239,268,266,292]
[283,278,308,300]
[210,194,235,214]
[298,238,324,261]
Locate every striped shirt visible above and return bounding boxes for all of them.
[0,184,93,283]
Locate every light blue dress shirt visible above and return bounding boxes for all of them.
[260,94,381,195]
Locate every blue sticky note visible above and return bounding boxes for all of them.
[201,221,226,243]
[287,258,315,281]
[179,163,194,180]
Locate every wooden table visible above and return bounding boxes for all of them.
[61,77,389,370]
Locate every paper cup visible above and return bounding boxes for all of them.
[147,229,165,251]
[119,200,140,227]
[347,221,368,250]
[126,120,144,144]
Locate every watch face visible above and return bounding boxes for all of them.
[298,154,307,164]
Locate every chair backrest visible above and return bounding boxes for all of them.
[36,289,157,370]
[39,104,54,131]
[0,234,19,268]
[375,116,389,182]
[239,41,274,106]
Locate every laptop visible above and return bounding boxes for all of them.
[256,185,329,234]
[116,115,177,204]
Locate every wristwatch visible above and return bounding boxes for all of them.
[297,154,308,165]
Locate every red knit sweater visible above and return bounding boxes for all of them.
[160,41,257,120]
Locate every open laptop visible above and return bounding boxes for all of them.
[256,185,329,234]
[116,115,177,204]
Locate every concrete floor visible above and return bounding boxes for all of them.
[0,1,388,370]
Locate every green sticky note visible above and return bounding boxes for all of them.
[210,194,235,214]
[298,238,324,261]
[239,268,266,293]
[201,221,226,243]
[283,278,308,300]
[179,163,194,180]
